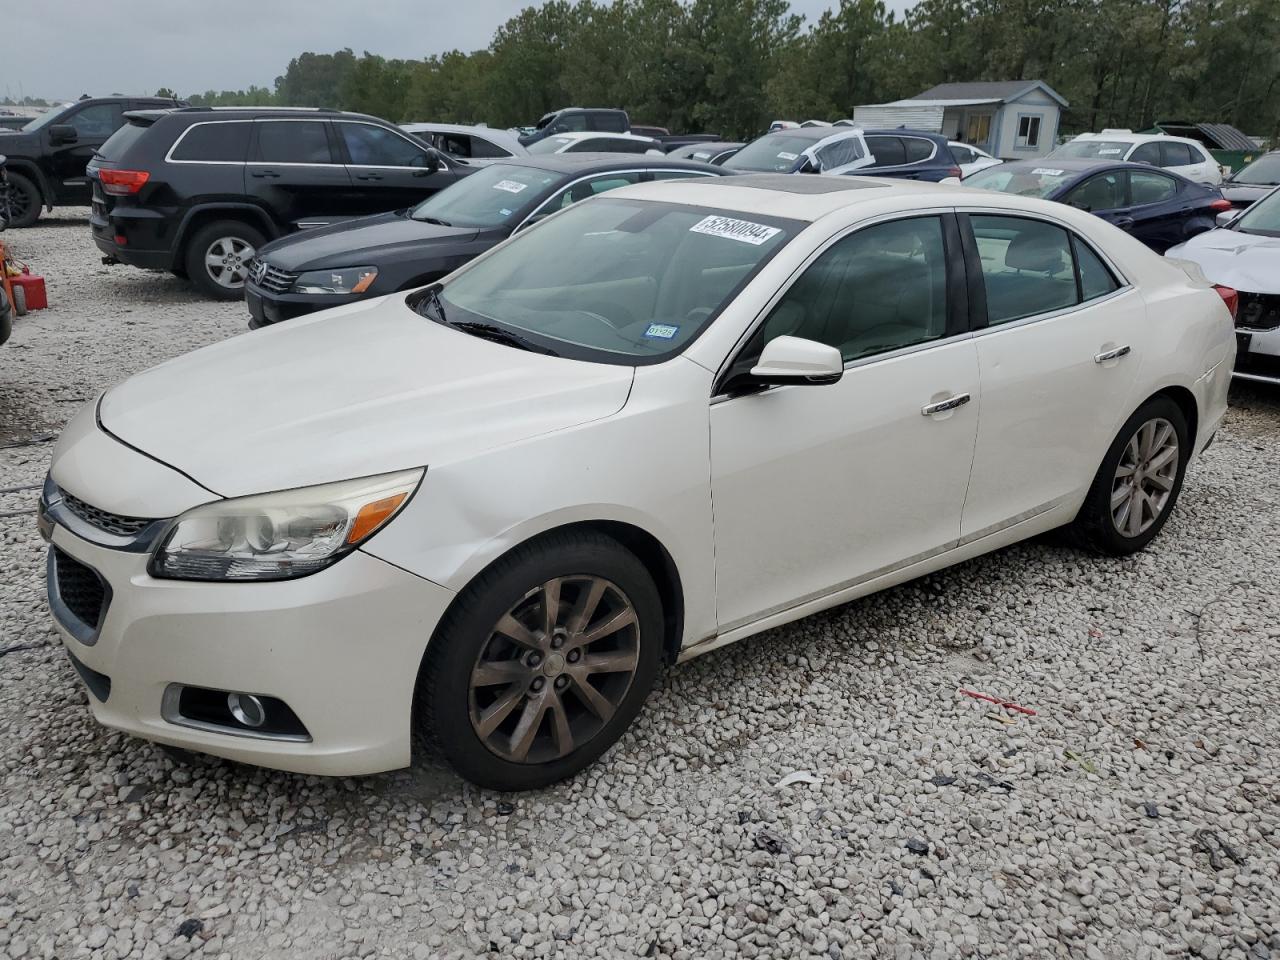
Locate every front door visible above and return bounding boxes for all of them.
[959,212,1144,539]
[710,214,980,631]
[335,120,457,215]
[48,101,123,203]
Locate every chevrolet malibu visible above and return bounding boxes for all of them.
[42,174,1234,791]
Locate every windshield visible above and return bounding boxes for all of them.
[723,135,814,172]
[409,164,564,228]
[1232,154,1280,186]
[434,197,797,363]
[1233,188,1280,236]
[1050,140,1132,160]
[965,165,1076,199]
[527,136,575,155]
[21,106,68,132]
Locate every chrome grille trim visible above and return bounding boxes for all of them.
[249,257,297,294]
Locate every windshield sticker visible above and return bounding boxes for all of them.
[492,179,529,194]
[499,208,512,216]
[777,151,799,161]
[1031,168,1065,176]
[689,215,782,246]
[693,151,711,160]
[644,323,680,340]
[1099,148,1124,155]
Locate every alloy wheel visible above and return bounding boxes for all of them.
[468,576,640,764]
[1111,417,1179,537]
[203,236,256,289]
[4,183,30,222]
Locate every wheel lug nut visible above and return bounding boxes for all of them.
[531,677,545,691]
[551,635,564,649]
[567,649,581,663]
[527,653,541,667]
[555,676,569,690]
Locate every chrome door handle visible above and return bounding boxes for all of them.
[1094,345,1131,364]
[921,393,971,416]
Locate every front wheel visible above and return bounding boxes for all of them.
[417,531,663,791]
[183,220,264,300]
[1071,396,1189,555]
[4,172,42,228]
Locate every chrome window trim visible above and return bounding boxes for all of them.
[334,118,440,169]
[864,133,939,167]
[163,119,254,166]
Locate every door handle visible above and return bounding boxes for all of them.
[921,393,971,416]
[250,170,280,179]
[1094,345,1131,364]
[356,174,383,181]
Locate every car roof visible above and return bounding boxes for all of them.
[493,154,724,175]
[542,131,659,143]
[994,158,1127,173]
[1068,131,1203,148]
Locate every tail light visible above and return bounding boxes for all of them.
[947,166,962,179]
[1209,198,1233,212]
[1214,284,1238,321]
[98,169,150,196]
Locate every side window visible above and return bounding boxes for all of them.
[971,216,1077,324]
[746,216,949,364]
[815,136,865,170]
[1130,142,1162,166]
[253,121,333,164]
[1065,172,1124,212]
[865,136,906,168]
[470,137,511,159]
[903,138,935,163]
[67,103,123,138]
[593,112,628,133]
[1159,142,1194,167]
[554,113,589,133]
[1015,116,1041,149]
[649,170,715,181]
[1129,171,1178,205]
[551,173,642,210]
[951,146,975,164]
[170,122,252,162]
[339,123,431,167]
[1072,236,1120,301]
[567,138,603,153]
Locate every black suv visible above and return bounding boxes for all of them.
[519,108,630,146]
[0,95,185,226]
[88,107,469,299]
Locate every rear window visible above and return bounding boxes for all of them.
[254,120,333,164]
[96,121,152,162]
[170,121,251,162]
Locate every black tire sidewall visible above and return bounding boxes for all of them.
[184,220,264,300]
[5,172,41,228]
[1077,396,1190,555]
[422,533,663,792]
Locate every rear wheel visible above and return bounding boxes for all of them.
[183,220,264,300]
[11,284,27,316]
[418,531,663,791]
[4,172,41,228]
[1071,396,1189,555]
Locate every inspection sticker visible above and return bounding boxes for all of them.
[777,151,799,161]
[492,180,529,194]
[1099,148,1124,155]
[644,323,680,340]
[690,215,781,246]
[1031,167,1065,176]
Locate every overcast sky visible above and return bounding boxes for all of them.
[5,0,916,102]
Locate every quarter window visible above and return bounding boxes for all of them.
[254,121,333,164]
[469,137,511,159]
[903,137,934,163]
[746,216,949,363]
[1129,171,1178,205]
[339,123,431,167]
[170,122,252,162]
[1073,237,1120,301]
[1015,116,1041,149]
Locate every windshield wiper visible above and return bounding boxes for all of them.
[450,321,559,356]
[415,215,452,226]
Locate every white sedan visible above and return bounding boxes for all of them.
[42,176,1234,790]
[949,142,1002,178]
[525,131,664,156]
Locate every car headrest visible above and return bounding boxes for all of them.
[1005,229,1066,273]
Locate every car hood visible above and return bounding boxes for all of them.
[99,295,635,498]
[259,211,484,272]
[1167,229,1280,294]
[1221,183,1275,204]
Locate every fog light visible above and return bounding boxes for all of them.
[227,693,266,728]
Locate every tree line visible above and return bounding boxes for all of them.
[180,0,1280,143]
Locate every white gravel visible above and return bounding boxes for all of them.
[2,209,1279,960]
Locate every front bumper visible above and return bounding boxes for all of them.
[44,505,453,776]
[245,282,365,329]
[1233,324,1280,384]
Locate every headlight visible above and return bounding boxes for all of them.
[150,469,422,582]
[293,266,379,295]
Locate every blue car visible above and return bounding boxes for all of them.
[964,158,1231,253]
[723,126,961,182]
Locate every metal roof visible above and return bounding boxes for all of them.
[1152,120,1260,152]
[910,81,1068,108]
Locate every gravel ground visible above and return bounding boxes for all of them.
[2,210,1278,960]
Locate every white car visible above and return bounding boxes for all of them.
[1167,184,1280,383]
[1051,131,1222,185]
[949,142,1002,177]
[42,177,1234,790]
[525,131,664,157]
[400,123,527,166]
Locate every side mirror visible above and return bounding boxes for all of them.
[797,156,819,174]
[749,336,844,386]
[1216,209,1238,228]
[49,124,77,144]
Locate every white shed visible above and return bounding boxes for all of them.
[853,81,1068,160]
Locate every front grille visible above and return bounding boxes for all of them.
[249,258,297,294]
[62,491,153,538]
[54,548,107,630]
[1237,292,1280,331]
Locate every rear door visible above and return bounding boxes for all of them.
[335,120,456,214]
[48,101,124,202]
[1125,170,1186,251]
[247,118,351,229]
[862,135,944,180]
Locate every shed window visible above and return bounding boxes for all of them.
[1016,116,1041,149]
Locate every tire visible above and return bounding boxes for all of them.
[3,172,41,228]
[418,530,664,791]
[11,284,27,317]
[1070,396,1189,555]
[183,219,264,300]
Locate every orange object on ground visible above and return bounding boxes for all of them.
[11,271,47,310]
